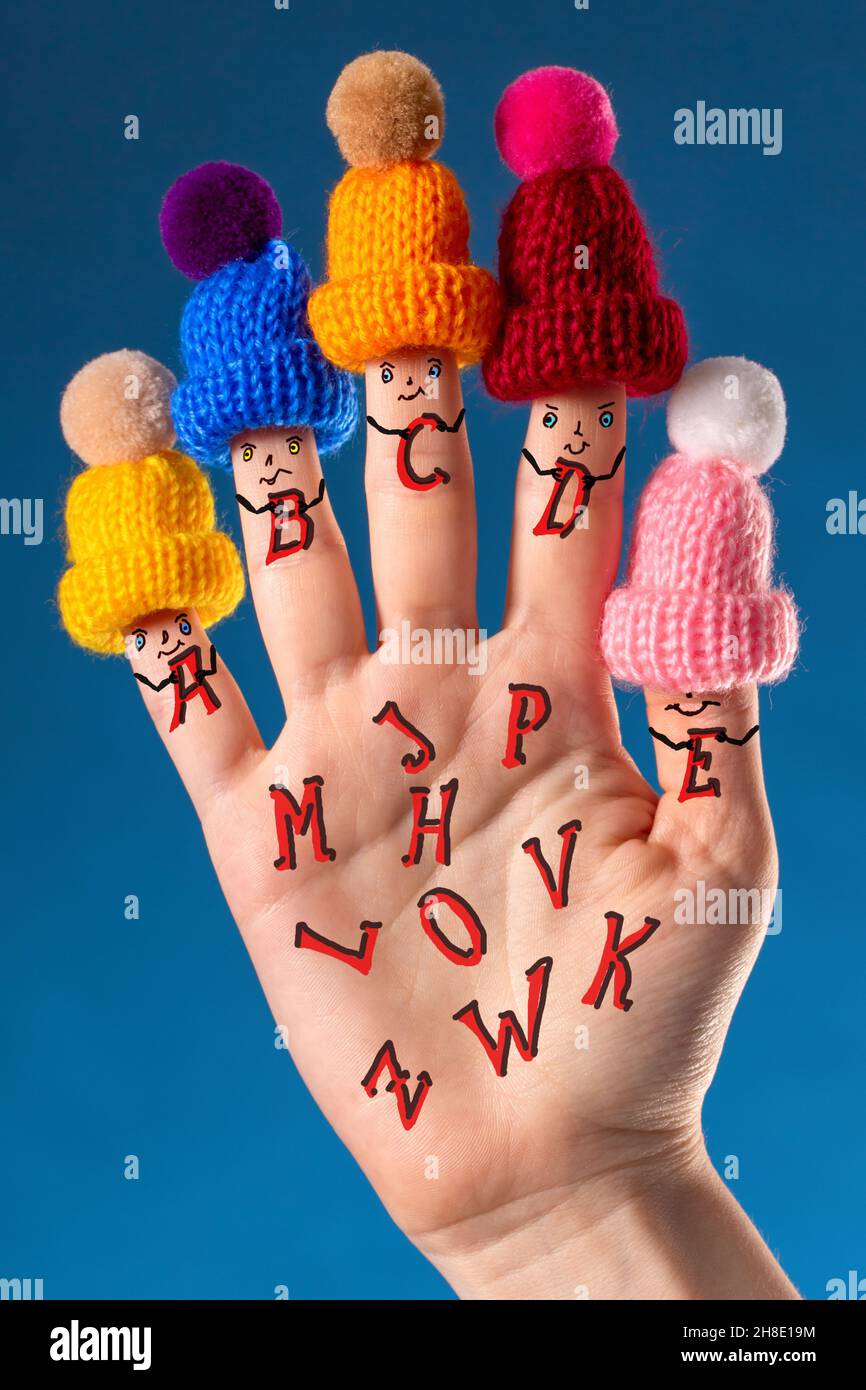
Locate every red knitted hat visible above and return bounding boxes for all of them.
[483,67,688,402]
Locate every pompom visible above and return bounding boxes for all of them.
[326,50,444,169]
[667,356,786,475]
[160,161,282,280]
[494,67,618,180]
[61,350,177,467]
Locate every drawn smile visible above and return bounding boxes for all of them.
[564,441,589,456]
[260,467,293,486]
[398,387,425,401]
[158,641,184,660]
[665,698,722,716]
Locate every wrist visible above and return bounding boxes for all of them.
[416,1134,799,1302]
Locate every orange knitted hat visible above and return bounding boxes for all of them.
[308,51,501,373]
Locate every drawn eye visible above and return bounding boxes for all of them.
[288,438,300,455]
[134,633,145,652]
[178,619,191,636]
[542,411,557,429]
[428,363,441,379]
[599,410,613,428]
[381,367,393,384]
[242,445,254,462]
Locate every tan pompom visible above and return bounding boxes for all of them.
[326,50,444,169]
[60,350,177,467]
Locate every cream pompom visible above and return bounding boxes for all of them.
[326,50,444,169]
[61,350,177,467]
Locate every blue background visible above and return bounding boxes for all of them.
[2,0,862,1299]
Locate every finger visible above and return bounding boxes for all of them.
[124,608,263,810]
[364,349,477,634]
[229,426,367,697]
[645,684,774,864]
[503,385,626,659]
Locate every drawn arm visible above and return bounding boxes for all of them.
[649,727,690,751]
[235,494,274,516]
[594,446,626,483]
[521,448,559,477]
[719,724,760,747]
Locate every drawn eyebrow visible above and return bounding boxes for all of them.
[241,441,256,451]
[132,628,146,637]
[427,355,442,363]
[597,401,615,410]
[544,404,559,411]
[286,433,302,441]
[380,360,395,369]
[174,612,189,622]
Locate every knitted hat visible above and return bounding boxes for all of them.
[601,357,800,692]
[160,161,358,469]
[308,51,501,373]
[58,350,245,654]
[483,67,688,402]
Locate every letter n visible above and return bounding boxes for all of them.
[453,956,553,1077]
[269,776,336,870]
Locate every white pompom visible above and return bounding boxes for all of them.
[666,356,786,475]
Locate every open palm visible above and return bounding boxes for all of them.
[128,363,785,1299]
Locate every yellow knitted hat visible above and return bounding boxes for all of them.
[308,51,501,373]
[58,350,245,654]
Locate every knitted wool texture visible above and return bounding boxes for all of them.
[600,453,799,691]
[172,238,358,469]
[309,162,501,372]
[60,451,244,654]
[483,68,687,401]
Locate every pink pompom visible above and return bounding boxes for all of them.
[494,66,618,180]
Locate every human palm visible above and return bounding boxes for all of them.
[127,365,783,1298]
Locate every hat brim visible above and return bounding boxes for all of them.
[483,294,688,401]
[59,531,245,654]
[600,586,800,692]
[172,339,358,469]
[308,262,502,374]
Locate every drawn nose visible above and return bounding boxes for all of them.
[264,454,273,469]
[406,376,413,386]
[573,421,584,437]
[161,630,169,645]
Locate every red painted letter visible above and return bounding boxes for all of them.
[361,1041,433,1130]
[582,911,660,1012]
[521,819,581,909]
[295,920,380,975]
[453,957,553,1077]
[372,700,436,773]
[418,889,486,966]
[402,778,458,867]
[502,683,552,769]
[269,776,336,870]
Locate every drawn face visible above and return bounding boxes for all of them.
[525,384,626,473]
[365,348,462,431]
[230,425,321,501]
[664,691,724,720]
[123,608,202,681]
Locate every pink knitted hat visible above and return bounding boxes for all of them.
[601,357,800,692]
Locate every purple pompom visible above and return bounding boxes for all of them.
[160,161,282,280]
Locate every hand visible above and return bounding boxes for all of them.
[128,382,797,1301]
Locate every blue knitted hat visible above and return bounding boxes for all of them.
[160,161,357,470]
